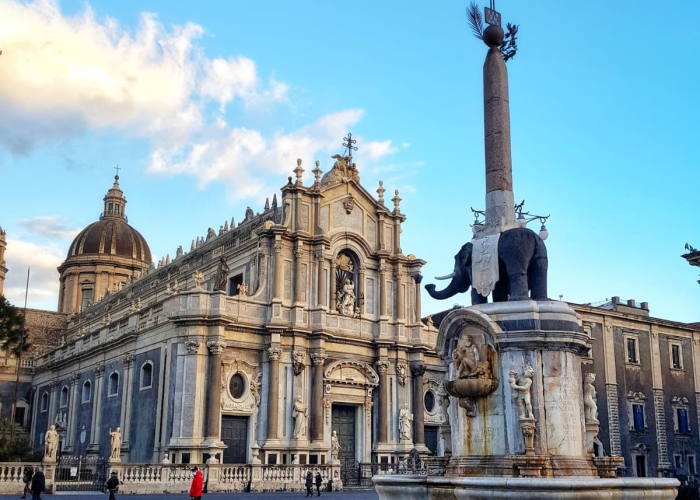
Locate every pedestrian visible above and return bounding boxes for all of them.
[314,471,323,496]
[106,471,119,500]
[189,466,203,500]
[305,471,314,497]
[21,466,33,499]
[29,466,44,500]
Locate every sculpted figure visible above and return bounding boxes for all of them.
[44,425,59,460]
[509,366,534,419]
[293,396,308,438]
[399,404,413,441]
[331,430,340,460]
[338,279,355,315]
[109,427,122,459]
[583,373,599,423]
[193,271,205,289]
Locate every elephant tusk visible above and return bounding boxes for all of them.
[434,272,455,280]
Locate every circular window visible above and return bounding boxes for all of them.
[424,390,436,412]
[229,373,246,399]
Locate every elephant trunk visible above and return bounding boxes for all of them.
[425,280,461,300]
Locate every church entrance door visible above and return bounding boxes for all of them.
[331,404,356,462]
[221,416,248,464]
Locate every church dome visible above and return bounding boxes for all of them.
[67,218,151,262]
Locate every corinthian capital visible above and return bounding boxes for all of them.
[184,340,200,355]
[311,353,326,366]
[376,360,390,373]
[268,347,282,361]
[411,364,426,377]
[207,341,226,355]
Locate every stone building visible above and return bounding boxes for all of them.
[0,225,6,296]
[28,155,444,467]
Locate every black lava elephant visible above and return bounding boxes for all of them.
[425,227,548,304]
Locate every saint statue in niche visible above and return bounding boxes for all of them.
[335,252,357,316]
[399,404,413,441]
[293,396,308,439]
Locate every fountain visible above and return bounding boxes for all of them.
[373,3,679,499]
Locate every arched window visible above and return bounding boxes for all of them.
[334,250,360,316]
[82,381,91,403]
[140,362,153,389]
[40,392,48,412]
[59,386,69,407]
[108,372,119,396]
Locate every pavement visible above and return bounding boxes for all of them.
[0,490,379,499]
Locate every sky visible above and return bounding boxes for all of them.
[0,0,698,323]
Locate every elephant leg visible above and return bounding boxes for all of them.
[508,271,529,301]
[471,288,488,305]
[492,280,508,302]
[529,256,548,300]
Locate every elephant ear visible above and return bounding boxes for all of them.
[461,242,473,267]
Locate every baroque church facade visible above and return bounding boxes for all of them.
[0,154,699,483]
[26,156,445,467]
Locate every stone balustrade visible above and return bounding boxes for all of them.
[0,463,41,494]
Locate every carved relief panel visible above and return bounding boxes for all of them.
[221,356,260,413]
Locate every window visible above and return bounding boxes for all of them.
[671,343,682,369]
[688,455,696,475]
[635,455,646,477]
[140,362,153,389]
[675,455,683,470]
[59,386,68,407]
[632,404,645,430]
[108,203,113,215]
[626,337,639,363]
[115,204,120,215]
[677,408,689,434]
[81,289,93,311]
[108,372,119,396]
[82,381,91,403]
[229,373,245,399]
[40,392,48,412]
[424,391,436,412]
[228,274,243,296]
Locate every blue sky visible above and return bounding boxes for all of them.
[0,0,698,322]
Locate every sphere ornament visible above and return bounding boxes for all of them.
[483,24,504,47]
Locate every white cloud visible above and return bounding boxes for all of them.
[2,239,62,310]
[149,109,365,195]
[0,0,287,153]
[363,140,398,160]
[18,216,81,240]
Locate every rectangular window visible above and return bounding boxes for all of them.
[635,455,646,477]
[626,337,638,363]
[671,344,682,369]
[81,289,93,311]
[108,203,113,214]
[677,408,689,434]
[228,274,243,296]
[675,455,683,469]
[633,404,645,430]
[688,455,696,475]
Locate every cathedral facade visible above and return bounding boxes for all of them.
[28,156,445,467]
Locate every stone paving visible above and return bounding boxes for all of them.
[0,489,379,500]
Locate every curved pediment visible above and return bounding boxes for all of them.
[324,360,379,386]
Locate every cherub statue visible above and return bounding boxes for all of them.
[583,373,599,423]
[509,365,534,419]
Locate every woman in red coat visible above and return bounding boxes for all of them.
[189,467,203,500]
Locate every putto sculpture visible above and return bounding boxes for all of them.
[445,335,497,417]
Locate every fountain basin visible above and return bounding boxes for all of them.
[445,378,499,398]
[373,475,679,500]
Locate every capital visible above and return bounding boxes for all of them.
[274,243,283,254]
[310,353,326,366]
[184,340,200,355]
[376,360,390,373]
[69,372,80,384]
[207,341,226,355]
[268,347,282,361]
[412,274,423,284]
[122,352,135,369]
[411,364,426,377]
[94,363,106,378]
[49,379,59,390]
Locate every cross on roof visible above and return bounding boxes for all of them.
[342,133,357,157]
[114,165,121,177]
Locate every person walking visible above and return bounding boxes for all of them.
[314,471,323,496]
[305,471,314,497]
[189,467,203,500]
[106,471,119,500]
[21,466,33,498]
[29,466,44,500]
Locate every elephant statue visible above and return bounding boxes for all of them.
[425,227,548,304]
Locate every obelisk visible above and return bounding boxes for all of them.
[482,24,517,235]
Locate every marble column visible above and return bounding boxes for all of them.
[266,347,282,440]
[376,361,389,443]
[206,341,225,440]
[315,253,326,308]
[329,262,337,312]
[66,373,80,450]
[413,274,423,323]
[273,242,283,300]
[411,365,426,447]
[88,364,105,452]
[311,354,326,442]
[120,353,134,449]
[379,265,387,317]
[396,271,405,321]
[294,247,304,304]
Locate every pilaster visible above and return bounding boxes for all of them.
[266,347,282,441]
[311,353,326,443]
[120,353,135,451]
[605,383,622,457]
